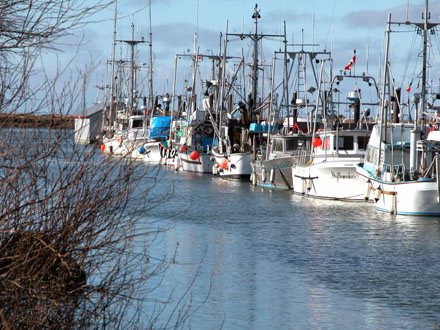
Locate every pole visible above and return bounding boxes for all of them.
[110,0,117,126]
[148,0,154,109]
[377,13,391,169]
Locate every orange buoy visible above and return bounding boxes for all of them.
[220,158,229,169]
[101,144,106,151]
[179,144,187,153]
[190,150,199,160]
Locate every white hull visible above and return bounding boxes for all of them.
[142,141,178,166]
[292,158,366,200]
[357,166,440,215]
[178,152,213,173]
[102,135,125,155]
[212,149,253,179]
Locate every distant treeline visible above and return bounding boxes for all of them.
[0,113,74,129]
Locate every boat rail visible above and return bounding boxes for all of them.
[293,149,312,167]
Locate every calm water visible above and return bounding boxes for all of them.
[143,166,440,329]
[14,128,439,328]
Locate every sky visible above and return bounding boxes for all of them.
[51,0,440,112]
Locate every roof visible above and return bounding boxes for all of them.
[72,103,106,119]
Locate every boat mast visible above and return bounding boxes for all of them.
[421,0,429,122]
[117,24,146,115]
[227,5,285,123]
[109,0,117,126]
[148,0,154,109]
[251,4,260,116]
[377,13,391,169]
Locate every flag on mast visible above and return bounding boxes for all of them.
[406,79,413,92]
[345,50,356,70]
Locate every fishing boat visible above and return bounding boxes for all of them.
[172,39,221,173]
[252,40,331,189]
[291,64,379,200]
[100,19,150,159]
[212,4,285,180]
[356,1,440,215]
[253,133,312,189]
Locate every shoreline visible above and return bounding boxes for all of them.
[0,113,74,129]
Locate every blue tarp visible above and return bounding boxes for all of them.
[249,123,274,132]
[149,116,171,138]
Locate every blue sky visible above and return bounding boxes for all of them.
[53,0,440,110]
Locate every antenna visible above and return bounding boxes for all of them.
[406,0,409,22]
[312,13,315,52]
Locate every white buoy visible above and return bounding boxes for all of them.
[262,168,267,182]
[301,179,306,194]
[307,179,313,191]
[364,180,372,200]
[174,157,181,171]
[374,187,382,202]
[212,164,218,175]
[390,193,397,213]
[251,173,257,186]
[270,168,275,183]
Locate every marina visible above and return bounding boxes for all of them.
[92,0,440,216]
[3,0,440,328]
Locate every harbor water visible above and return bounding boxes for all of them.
[146,166,440,329]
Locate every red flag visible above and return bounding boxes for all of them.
[406,79,413,92]
[345,50,356,70]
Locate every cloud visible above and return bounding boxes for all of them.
[343,1,440,29]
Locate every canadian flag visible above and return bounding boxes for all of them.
[345,50,356,70]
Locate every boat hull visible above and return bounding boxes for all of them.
[142,141,178,166]
[357,165,440,215]
[253,157,296,189]
[292,159,365,200]
[212,150,253,180]
[179,152,214,173]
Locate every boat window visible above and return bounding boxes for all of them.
[274,139,284,152]
[365,146,377,164]
[132,119,144,128]
[286,138,309,151]
[358,136,369,150]
[323,136,331,150]
[337,136,354,150]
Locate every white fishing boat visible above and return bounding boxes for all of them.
[356,122,440,215]
[140,116,179,166]
[171,44,219,173]
[102,113,149,159]
[356,1,440,215]
[292,129,371,199]
[252,133,312,189]
[291,64,379,200]
[177,111,216,173]
[212,5,285,180]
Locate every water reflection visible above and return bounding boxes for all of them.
[146,167,440,329]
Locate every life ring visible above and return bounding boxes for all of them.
[203,125,214,137]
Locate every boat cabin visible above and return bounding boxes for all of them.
[269,135,312,159]
[314,130,370,156]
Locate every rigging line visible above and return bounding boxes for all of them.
[427,32,439,79]
[401,29,418,89]
[324,0,337,51]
